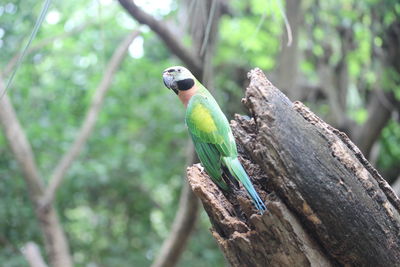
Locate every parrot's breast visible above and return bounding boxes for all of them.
[191,104,217,133]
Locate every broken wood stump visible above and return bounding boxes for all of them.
[186,68,400,266]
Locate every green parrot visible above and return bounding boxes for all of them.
[162,66,266,213]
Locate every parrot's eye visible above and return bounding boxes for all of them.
[178,69,181,72]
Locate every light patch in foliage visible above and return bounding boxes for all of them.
[46,10,61,25]
[129,36,144,58]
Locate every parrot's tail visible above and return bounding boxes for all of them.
[223,157,266,213]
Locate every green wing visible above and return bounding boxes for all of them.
[186,90,237,189]
[189,132,228,189]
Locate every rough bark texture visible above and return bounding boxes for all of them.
[187,68,400,266]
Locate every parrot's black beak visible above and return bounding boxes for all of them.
[162,72,178,95]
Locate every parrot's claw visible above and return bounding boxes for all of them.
[195,163,204,173]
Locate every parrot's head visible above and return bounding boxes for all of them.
[162,66,195,95]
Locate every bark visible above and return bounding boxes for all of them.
[187,68,400,266]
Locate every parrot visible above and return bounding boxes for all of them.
[162,66,266,213]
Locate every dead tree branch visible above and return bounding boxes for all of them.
[41,30,140,208]
[187,68,400,266]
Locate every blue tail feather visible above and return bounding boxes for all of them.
[223,157,266,213]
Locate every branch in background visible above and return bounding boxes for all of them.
[2,22,95,77]
[0,79,73,267]
[219,0,233,16]
[151,183,198,267]
[117,0,202,77]
[152,147,199,267]
[317,64,348,127]
[354,20,400,159]
[22,242,48,267]
[152,143,200,267]
[0,90,44,202]
[392,175,400,197]
[353,90,398,158]
[275,0,302,100]
[41,30,140,208]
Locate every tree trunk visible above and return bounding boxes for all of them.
[186,68,400,266]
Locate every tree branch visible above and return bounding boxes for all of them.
[392,175,400,197]
[353,90,398,158]
[152,175,199,267]
[0,87,44,202]
[41,30,140,208]
[117,0,202,77]
[0,79,73,267]
[353,20,400,158]
[152,143,199,267]
[22,242,48,267]
[276,0,302,100]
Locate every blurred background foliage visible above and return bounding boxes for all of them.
[0,0,399,266]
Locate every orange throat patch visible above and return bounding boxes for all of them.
[178,85,198,107]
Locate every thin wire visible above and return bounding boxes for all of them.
[245,3,269,51]
[98,0,106,71]
[254,8,268,37]
[0,0,52,99]
[200,0,217,56]
[276,0,293,47]
[245,0,292,52]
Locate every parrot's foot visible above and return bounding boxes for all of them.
[195,163,204,173]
